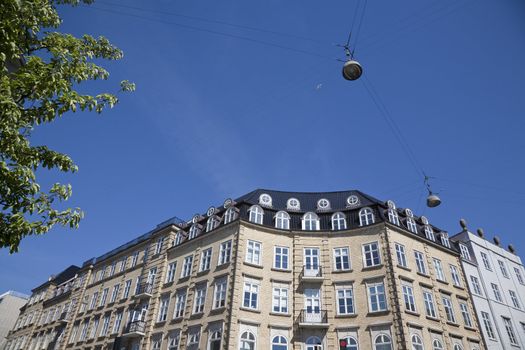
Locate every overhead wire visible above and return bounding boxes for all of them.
[350,0,368,55]
[345,0,362,47]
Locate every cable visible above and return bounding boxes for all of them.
[345,0,362,47]
[84,5,336,61]
[351,0,368,55]
[97,0,330,46]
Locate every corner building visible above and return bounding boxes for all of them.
[5,189,484,350]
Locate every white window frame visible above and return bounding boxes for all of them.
[302,212,320,231]
[158,297,169,322]
[367,282,387,312]
[423,290,437,318]
[402,283,416,312]
[442,295,456,323]
[246,240,262,265]
[359,207,375,226]
[272,286,289,314]
[498,260,509,278]
[491,283,502,302]
[470,275,483,296]
[200,248,212,272]
[481,252,491,270]
[450,265,461,287]
[334,247,351,271]
[224,207,238,224]
[433,258,445,282]
[481,311,496,340]
[193,285,207,314]
[219,240,232,265]
[414,250,427,274]
[243,279,260,310]
[213,278,227,309]
[459,302,472,327]
[336,287,355,315]
[331,212,347,230]
[173,289,187,319]
[166,262,177,283]
[275,211,290,230]
[274,246,289,270]
[181,255,193,278]
[248,205,264,224]
[459,244,471,260]
[395,243,407,267]
[362,242,381,267]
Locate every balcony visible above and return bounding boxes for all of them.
[133,283,153,299]
[122,321,146,338]
[300,266,323,282]
[298,309,329,328]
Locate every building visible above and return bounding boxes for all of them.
[0,291,29,349]
[452,224,525,349]
[5,189,485,350]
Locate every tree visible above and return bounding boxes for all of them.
[0,0,135,252]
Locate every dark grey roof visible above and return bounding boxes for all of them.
[32,265,80,292]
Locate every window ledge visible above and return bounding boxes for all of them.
[417,272,431,279]
[426,316,440,322]
[197,269,210,276]
[397,265,411,272]
[163,281,175,287]
[446,321,460,327]
[210,307,226,315]
[453,285,464,290]
[269,312,291,317]
[362,264,383,271]
[189,312,203,319]
[271,268,292,273]
[332,269,353,274]
[404,310,420,317]
[240,306,261,313]
[243,262,263,269]
[464,326,477,332]
[367,310,389,316]
[155,320,167,326]
[437,279,449,285]
[335,313,357,318]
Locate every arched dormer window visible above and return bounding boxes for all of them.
[440,232,450,248]
[359,207,375,226]
[317,198,330,210]
[248,205,264,225]
[346,195,360,207]
[386,200,399,225]
[331,212,347,230]
[374,334,392,350]
[206,216,219,232]
[259,193,272,207]
[275,211,290,230]
[302,212,320,231]
[405,208,418,233]
[189,224,201,239]
[287,198,300,210]
[424,225,434,241]
[411,335,423,350]
[174,232,183,246]
[224,207,238,224]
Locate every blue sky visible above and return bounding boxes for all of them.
[2,0,525,294]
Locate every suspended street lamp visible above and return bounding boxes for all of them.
[341,45,363,81]
[424,175,441,208]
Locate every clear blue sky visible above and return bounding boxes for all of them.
[2,0,525,294]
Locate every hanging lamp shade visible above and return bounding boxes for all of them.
[342,60,363,81]
[426,192,441,208]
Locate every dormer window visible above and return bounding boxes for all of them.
[440,233,450,248]
[259,193,272,207]
[406,217,418,233]
[359,207,375,226]
[346,195,360,207]
[174,232,183,246]
[424,225,435,241]
[287,198,300,210]
[331,212,347,230]
[459,244,471,260]
[224,207,238,224]
[206,216,219,232]
[189,224,201,239]
[317,198,330,210]
[302,212,320,231]
[248,205,264,225]
[275,211,290,230]
[387,209,400,226]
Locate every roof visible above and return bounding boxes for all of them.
[0,290,29,300]
[32,265,80,292]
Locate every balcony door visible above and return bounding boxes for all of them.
[304,288,321,322]
[304,248,320,277]
[147,267,157,285]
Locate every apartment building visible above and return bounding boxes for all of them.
[5,189,485,350]
[0,291,29,349]
[452,225,525,349]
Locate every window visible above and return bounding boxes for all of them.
[347,195,360,207]
[411,335,423,350]
[343,337,358,350]
[359,208,375,226]
[453,345,463,350]
[395,243,407,268]
[89,292,98,310]
[206,217,219,232]
[302,212,320,230]
[480,252,491,270]
[193,285,206,314]
[450,265,461,287]
[174,232,183,246]
[470,276,482,295]
[80,320,89,341]
[123,279,132,299]
[514,267,525,284]
[187,328,200,348]
[332,212,347,230]
[200,248,212,272]
[168,331,180,350]
[100,314,110,337]
[481,311,496,340]
[181,255,193,278]
[213,278,227,309]
[363,242,381,267]
[166,262,177,283]
[406,217,418,233]
[155,237,164,255]
[248,205,264,224]
[498,260,509,278]
[272,336,287,350]
[224,207,238,225]
[158,297,169,322]
[287,198,300,210]
[112,312,122,333]
[459,302,472,327]
[491,283,502,302]
[243,280,259,310]
[423,290,437,318]
[402,283,416,312]
[246,240,262,265]
[219,240,232,265]
[509,290,521,309]
[272,286,289,313]
[209,330,222,350]
[173,289,186,318]
[374,334,392,350]
[459,244,471,260]
[334,247,351,271]
[439,233,450,248]
[442,295,456,323]
[336,288,355,315]
[368,282,387,312]
[89,317,99,339]
[275,211,290,230]
[189,224,200,239]
[387,208,400,225]
[110,284,120,303]
[317,198,330,210]
[432,339,443,350]
[424,225,435,241]
[274,246,289,270]
[109,261,117,276]
[259,193,272,206]
[240,331,256,350]
[99,288,109,307]
[414,251,427,274]
[433,258,445,281]
[151,337,162,350]
[503,317,519,345]
[131,251,139,267]
[306,336,322,350]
